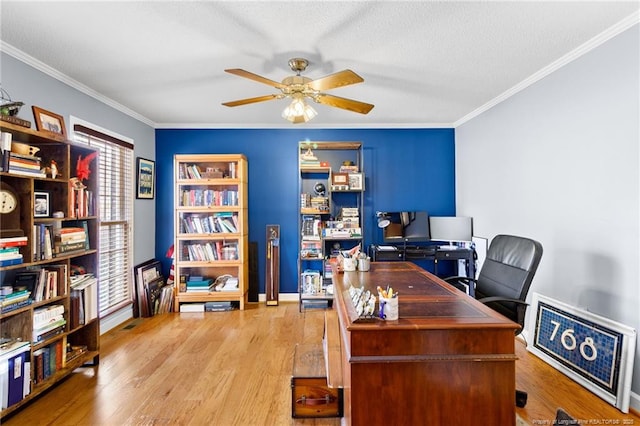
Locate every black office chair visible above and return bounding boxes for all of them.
[445,234,543,407]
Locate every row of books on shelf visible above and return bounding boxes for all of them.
[32,224,89,261]
[181,241,239,262]
[22,264,67,302]
[181,213,238,234]
[32,340,64,385]
[179,189,239,207]
[178,163,237,180]
[69,274,98,328]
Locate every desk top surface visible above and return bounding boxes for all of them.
[333,261,518,332]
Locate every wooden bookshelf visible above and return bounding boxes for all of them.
[1,121,99,418]
[173,154,248,310]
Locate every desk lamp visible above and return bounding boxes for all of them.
[376,211,390,228]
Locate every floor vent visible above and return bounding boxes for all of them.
[122,320,141,330]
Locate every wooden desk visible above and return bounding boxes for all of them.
[327,262,519,426]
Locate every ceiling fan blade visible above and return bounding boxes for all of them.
[222,94,280,107]
[224,69,287,89]
[314,94,374,115]
[307,70,364,91]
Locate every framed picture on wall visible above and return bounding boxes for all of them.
[32,106,67,139]
[136,157,155,199]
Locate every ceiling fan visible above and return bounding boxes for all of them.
[222,58,374,123]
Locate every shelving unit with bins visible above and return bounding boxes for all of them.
[298,141,364,310]
[173,154,248,311]
[0,121,99,418]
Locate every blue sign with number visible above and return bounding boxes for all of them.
[534,301,623,393]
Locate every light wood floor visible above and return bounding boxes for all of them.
[3,302,639,425]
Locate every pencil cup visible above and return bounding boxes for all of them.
[342,257,356,271]
[379,296,399,320]
[358,258,370,271]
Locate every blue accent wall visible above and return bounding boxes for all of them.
[155,128,456,294]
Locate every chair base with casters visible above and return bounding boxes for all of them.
[444,234,543,409]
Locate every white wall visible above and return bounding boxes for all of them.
[456,24,640,405]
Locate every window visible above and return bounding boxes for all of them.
[73,124,134,317]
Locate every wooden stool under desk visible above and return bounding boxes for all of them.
[291,343,343,419]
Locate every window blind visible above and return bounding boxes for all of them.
[73,124,134,317]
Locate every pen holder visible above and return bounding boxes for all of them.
[379,296,399,321]
[342,257,356,272]
[357,258,370,271]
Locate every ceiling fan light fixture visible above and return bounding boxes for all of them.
[282,97,317,123]
[223,58,373,120]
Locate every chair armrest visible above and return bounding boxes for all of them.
[443,276,477,294]
[477,296,529,306]
[443,276,477,284]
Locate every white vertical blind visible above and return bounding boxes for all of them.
[73,126,134,317]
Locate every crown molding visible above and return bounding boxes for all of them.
[154,122,454,129]
[1,41,156,128]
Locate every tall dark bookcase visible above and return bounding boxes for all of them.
[0,121,99,418]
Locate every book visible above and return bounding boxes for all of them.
[0,236,28,248]
[54,229,86,242]
[0,256,23,267]
[0,247,21,256]
[32,318,66,343]
[0,298,32,313]
[0,289,30,306]
[54,240,86,255]
[0,249,21,259]
[205,301,234,311]
[7,165,46,177]
[179,303,204,312]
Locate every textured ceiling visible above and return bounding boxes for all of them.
[1,1,638,128]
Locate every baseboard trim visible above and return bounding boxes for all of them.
[257,292,299,303]
[100,305,134,335]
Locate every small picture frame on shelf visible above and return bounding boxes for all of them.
[34,190,51,217]
[136,157,155,199]
[32,106,67,139]
[331,172,348,186]
[348,173,364,191]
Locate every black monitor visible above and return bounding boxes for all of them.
[382,211,430,243]
[428,216,473,244]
